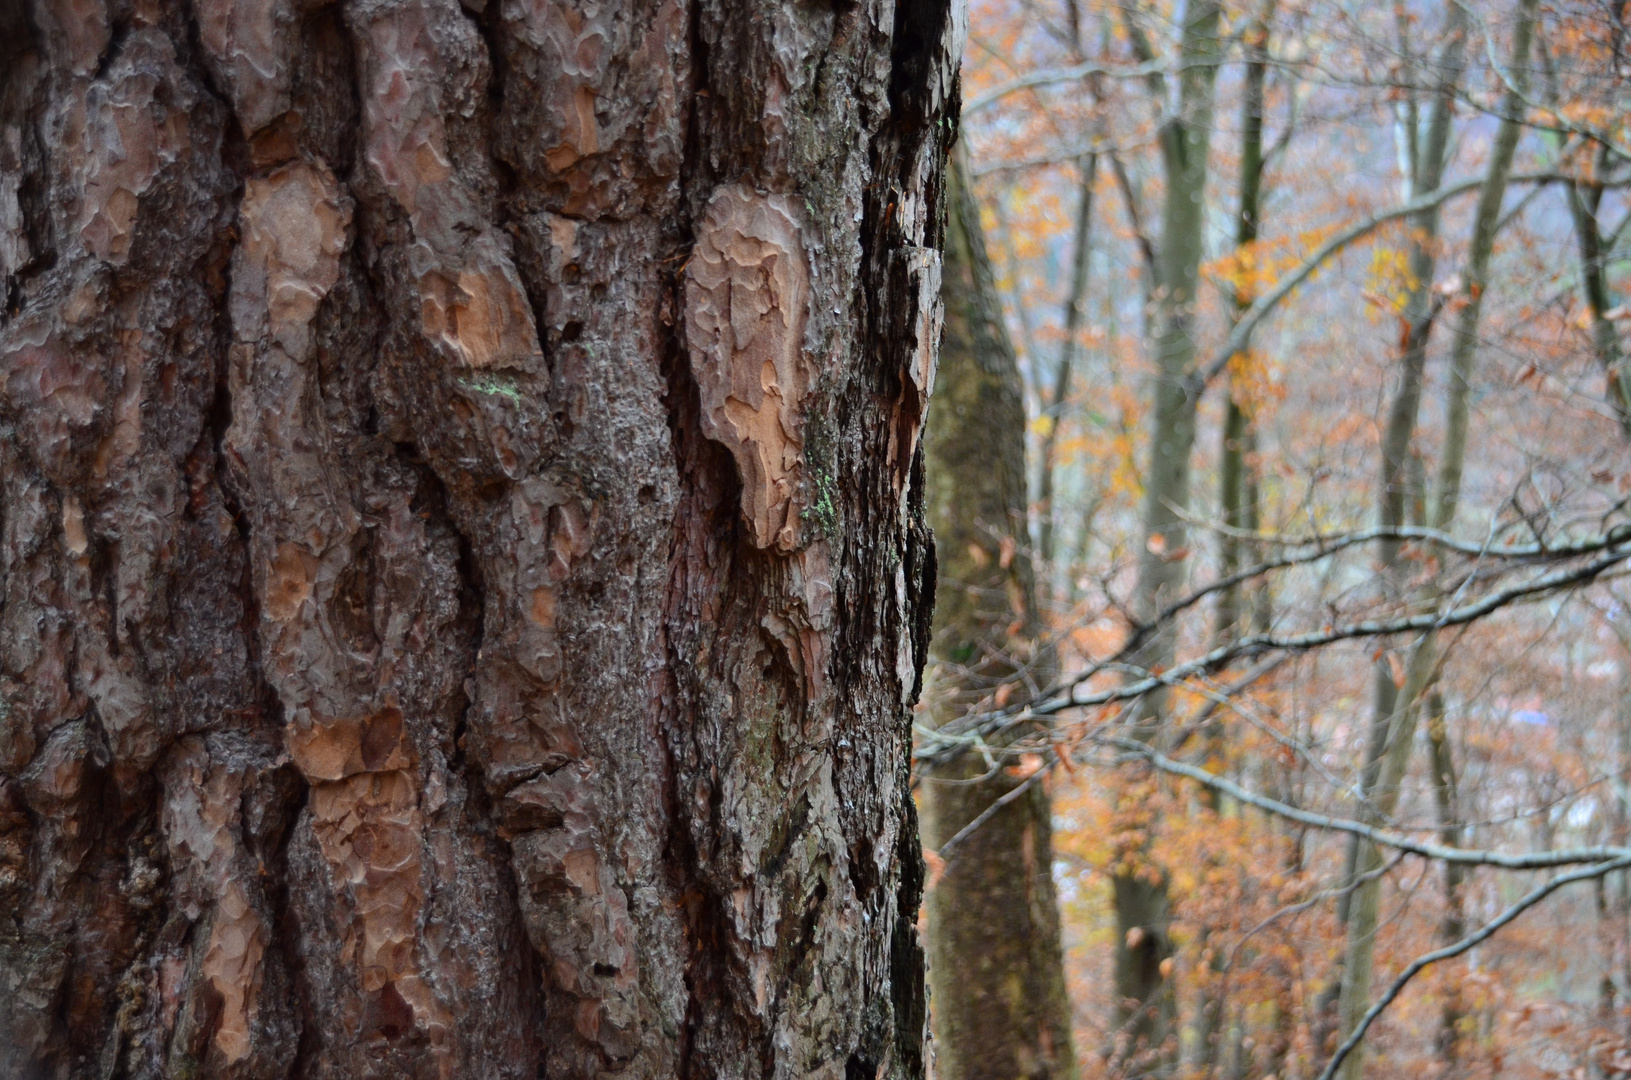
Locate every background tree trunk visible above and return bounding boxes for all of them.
[1328,9,1466,1073]
[0,2,959,1078]
[919,151,1076,1080]
[1036,153,1095,583]
[1421,5,1536,1064]
[1566,139,1629,438]
[1196,10,1274,1069]
[1110,2,1223,1070]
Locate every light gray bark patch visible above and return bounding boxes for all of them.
[684,184,814,553]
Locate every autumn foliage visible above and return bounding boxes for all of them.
[927,1,1631,1077]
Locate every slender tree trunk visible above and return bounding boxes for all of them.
[993,197,1041,378]
[1426,692,1467,1064]
[1601,875,1620,1024]
[1126,0,1223,723]
[1565,140,1630,438]
[1214,402,1251,641]
[1330,11,1467,1076]
[0,2,959,1078]
[1535,31,1628,435]
[919,151,1077,1080]
[1214,1,1272,651]
[1246,453,1271,637]
[1419,5,1537,1066]
[1620,660,1631,1040]
[1197,12,1274,1070]
[1037,154,1097,583]
[1108,5,1223,1071]
[1256,751,1300,1080]
[1434,0,1536,530]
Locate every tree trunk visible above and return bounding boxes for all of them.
[1434,0,1535,531]
[1534,33,1628,439]
[1565,139,1629,438]
[0,2,960,1078]
[1426,692,1467,1064]
[1619,656,1631,1041]
[1036,153,1096,582]
[1213,0,1272,652]
[1197,11,1273,1069]
[918,151,1076,1080]
[1422,3,1536,1063]
[1330,10,1466,1075]
[1109,4,1223,1071]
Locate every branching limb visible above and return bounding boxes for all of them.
[1104,735,1631,870]
[917,541,1631,763]
[1223,852,1408,976]
[1191,172,1629,393]
[1108,152,1159,280]
[1081,543,1629,707]
[964,57,1171,113]
[1126,521,1631,655]
[1316,853,1631,1080]
[935,541,1631,741]
[1174,517,1631,560]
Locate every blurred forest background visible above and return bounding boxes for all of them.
[916,1,1631,1078]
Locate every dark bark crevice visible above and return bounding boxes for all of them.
[653,214,742,1080]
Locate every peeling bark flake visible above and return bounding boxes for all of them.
[684,185,814,553]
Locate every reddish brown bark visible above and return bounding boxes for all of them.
[0,1,959,1077]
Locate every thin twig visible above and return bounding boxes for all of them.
[1192,172,1624,392]
[964,57,1173,113]
[936,761,1051,861]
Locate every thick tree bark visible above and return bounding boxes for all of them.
[0,2,959,1078]
[918,152,1076,1080]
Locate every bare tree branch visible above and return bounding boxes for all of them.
[934,761,1052,861]
[917,533,1631,765]
[964,57,1170,113]
[1316,853,1631,1080]
[1192,173,1631,392]
[1103,735,1631,870]
[1130,521,1631,649]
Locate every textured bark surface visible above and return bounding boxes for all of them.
[918,155,1075,1080]
[0,1,959,1077]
